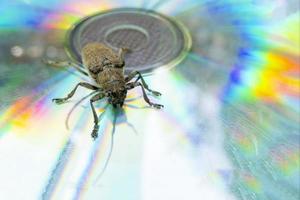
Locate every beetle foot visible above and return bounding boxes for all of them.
[92,125,99,140]
[52,98,67,104]
[152,91,161,96]
[152,103,164,109]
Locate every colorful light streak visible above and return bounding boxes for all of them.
[216,4,300,200]
[0,71,70,137]
[223,12,300,108]
[0,0,113,30]
[0,0,299,200]
[270,144,300,176]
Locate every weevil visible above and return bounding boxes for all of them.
[44,42,163,139]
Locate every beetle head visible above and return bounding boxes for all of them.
[107,87,127,107]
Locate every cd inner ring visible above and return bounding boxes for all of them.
[104,25,150,52]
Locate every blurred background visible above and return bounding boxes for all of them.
[0,0,299,200]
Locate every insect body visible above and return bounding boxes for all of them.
[44,42,163,139]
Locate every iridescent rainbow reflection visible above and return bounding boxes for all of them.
[221,10,299,200]
[223,13,300,108]
[41,0,113,30]
[225,51,299,106]
[0,0,299,200]
[0,0,113,30]
[0,72,70,138]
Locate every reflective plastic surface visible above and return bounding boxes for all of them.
[0,1,299,200]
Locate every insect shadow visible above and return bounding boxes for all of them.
[91,102,142,185]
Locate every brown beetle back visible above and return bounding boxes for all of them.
[81,43,119,79]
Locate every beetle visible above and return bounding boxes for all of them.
[43,42,163,139]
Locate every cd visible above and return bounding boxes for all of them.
[0,1,299,200]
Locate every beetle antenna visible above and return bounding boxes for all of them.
[65,91,97,130]
[93,107,118,185]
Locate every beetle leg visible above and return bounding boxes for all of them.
[90,92,106,140]
[52,82,100,104]
[42,59,89,76]
[124,71,137,82]
[125,71,161,96]
[126,82,163,109]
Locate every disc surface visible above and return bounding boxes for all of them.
[66,8,192,74]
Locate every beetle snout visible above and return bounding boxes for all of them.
[112,102,123,108]
[109,96,125,108]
